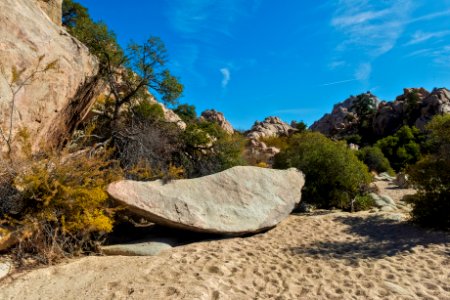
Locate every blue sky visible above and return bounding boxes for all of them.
[77,0,450,129]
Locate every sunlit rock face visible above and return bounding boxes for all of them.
[35,0,63,25]
[0,0,100,154]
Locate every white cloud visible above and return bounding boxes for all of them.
[220,68,231,88]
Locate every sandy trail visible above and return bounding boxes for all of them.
[0,210,449,300]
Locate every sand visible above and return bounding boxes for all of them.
[0,209,449,300]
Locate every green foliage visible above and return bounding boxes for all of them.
[181,122,246,177]
[357,146,394,174]
[353,194,376,212]
[63,0,123,65]
[351,93,378,144]
[174,104,197,123]
[292,121,308,133]
[404,115,450,230]
[375,125,423,171]
[132,101,164,121]
[273,132,372,209]
[259,136,290,151]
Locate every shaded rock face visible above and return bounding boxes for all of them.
[247,116,296,140]
[35,0,63,25]
[310,92,379,136]
[107,166,304,235]
[0,0,100,154]
[199,109,234,135]
[312,88,450,138]
[373,88,450,136]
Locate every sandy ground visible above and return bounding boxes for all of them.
[0,208,449,300]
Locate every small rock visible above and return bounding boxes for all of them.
[101,240,173,256]
[0,260,12,280]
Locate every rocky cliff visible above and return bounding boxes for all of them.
[35,0,63,25]
[0,0,100,154]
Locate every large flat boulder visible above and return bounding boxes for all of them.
[107,166,304,235]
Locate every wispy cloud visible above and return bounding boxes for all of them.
[220,68,231,88]
[407,45,450,65]
[407,30,450,45]
[355,63,372,81]
[167,0,261,38]
[408,9,450,23]
[331,0,413,57]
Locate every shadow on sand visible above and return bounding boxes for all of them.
[286,215,450,263]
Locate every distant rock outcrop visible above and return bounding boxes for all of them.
[0,0,100,154]
[245,117,296,164]
[310,92,379,136]
[311,88,450,138]
[107,166,304,235]
[373,88,450,136]
[199,109,234,135]
[247,116,296,140]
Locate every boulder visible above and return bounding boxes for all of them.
[199,109,234,135]
[0,0,100,154]
[107,166,304,235]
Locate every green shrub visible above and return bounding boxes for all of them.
[259,136,290,151]
[132,101,164,121]
[174,104,197,123]
[273,132,372,209]
[357,146,394,174]
[375,125,423,171]
[404,115,450,230]
[352,194,376,212]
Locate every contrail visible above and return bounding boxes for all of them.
[318,78,357,87]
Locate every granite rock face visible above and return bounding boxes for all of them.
[107,166,304,235]
[200,110,234,135]
[0,0,100,154]
[35,0,63,25]
[310,92,379,136]
[247,117,296,140]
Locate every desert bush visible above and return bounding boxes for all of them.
[404,115,450,230]
[375,125,423,172]
[182,124,247,177]
[1,149,123,264]
[174,104,197,123]
[273,132,372,209]
[357,146,394,174]
[352,194,376,212]
[259,136,290,151]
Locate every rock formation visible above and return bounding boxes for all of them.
[35,0,63,25]
[247,116,296,140]
[107,166,304,235]
[0,0,100,154]
[245,117,296,164]
[312,88,450,138]
[310,92,379,136]
[199,110,234,134]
